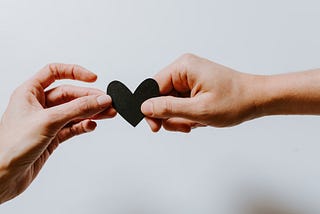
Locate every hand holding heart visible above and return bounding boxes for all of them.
[141,54,259,132]
[141,54,320,132]
[0,64,116,204]
[106,54,257,132]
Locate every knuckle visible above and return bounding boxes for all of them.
[41,111,57,128]
[70,122,86,137]
[43,63,52,71]
[179,53,198,65]
[71,64,81,71]
[165,99,173,114]
[46,63,59,72]
[36,111,61,136]
[158,98,173,116]
[58,85,70,102]
[69,64,78,79]
[78,98,93,115]
[69,126,78,137]
[40,111,52,126]
[46,63,69,79]
[47,142,59,155]
[197,102,212,119]
[79,122,87,133]
[70,125,81,136]
[46,63,57,67]
[174,53,199,76]
[47,63,60,79]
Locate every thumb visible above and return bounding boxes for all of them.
[141,96,199,120]
[47,94,112,128]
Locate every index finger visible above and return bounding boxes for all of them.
[30,63,97,89]
[154,59,180,95]
[154,54,195,95]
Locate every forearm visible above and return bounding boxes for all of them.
[251,69,320,117]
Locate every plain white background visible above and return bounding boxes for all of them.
[1,0,320,213]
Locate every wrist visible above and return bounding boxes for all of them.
[249,74,279,118]
[242,73,289,118]
[238,73,268,120]
[247,69,320,117]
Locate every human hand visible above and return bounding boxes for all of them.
[141,54,260,132]
[0,64,116,203]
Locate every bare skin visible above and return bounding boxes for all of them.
[141,54,320,132]
[0,64,116,204]
[2,55,320,203]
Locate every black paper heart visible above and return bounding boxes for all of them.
[107,78,160,127]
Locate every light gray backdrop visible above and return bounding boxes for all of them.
[1,0,320,213]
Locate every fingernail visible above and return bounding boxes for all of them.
[141,101,153,116]
[84,125,96,133]
[97,95,111,106]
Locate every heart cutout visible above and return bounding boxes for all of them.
[107,78,160,127]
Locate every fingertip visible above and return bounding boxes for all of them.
[50,94,113,126]
[141,100,154,116]
[70,64,97,83]
[97,94,112,107]
[180,127,191,133]
[88,73,98,82]
[84,120,97,132]
[145,117,162,132]
[108,107,117,117]
[76,65,97,81]
[82,71,97,82]
[106,95,112,103]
